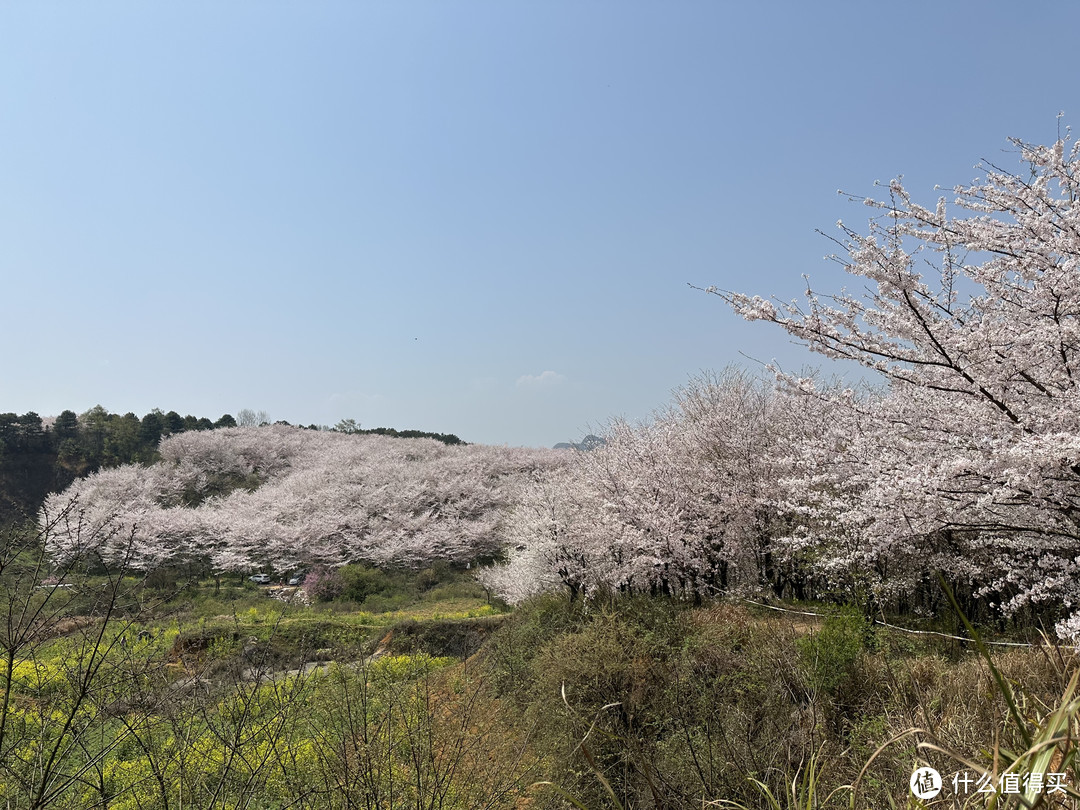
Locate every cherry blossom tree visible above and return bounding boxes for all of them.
[478,460,595,604]
[482,370,793,603]
[714,129,1080,637]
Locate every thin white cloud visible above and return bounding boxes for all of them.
[516,370,567,390]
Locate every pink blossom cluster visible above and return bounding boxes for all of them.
[43,427,565,576]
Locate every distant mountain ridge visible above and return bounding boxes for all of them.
[553,434,607,451]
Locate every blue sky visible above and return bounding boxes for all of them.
[2,2,1077,447]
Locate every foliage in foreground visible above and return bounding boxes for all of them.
[0,514,534,809]
[486,593,1080,810]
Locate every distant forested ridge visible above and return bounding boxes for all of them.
[0,407,464,525]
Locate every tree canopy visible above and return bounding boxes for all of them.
[712,132,1080,638]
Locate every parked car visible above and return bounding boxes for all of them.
[287,574,304,586]
[249,573,272,585]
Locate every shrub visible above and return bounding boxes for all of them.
[797,606,869,694]
[302,567,344,602]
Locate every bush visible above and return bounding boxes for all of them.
[483,592,587,699]
[302,567,344,602]
[491,595,851,809]
[338,563,404,603]
[797,606,869,694]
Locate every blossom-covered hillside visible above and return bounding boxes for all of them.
[43,426,568,574]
